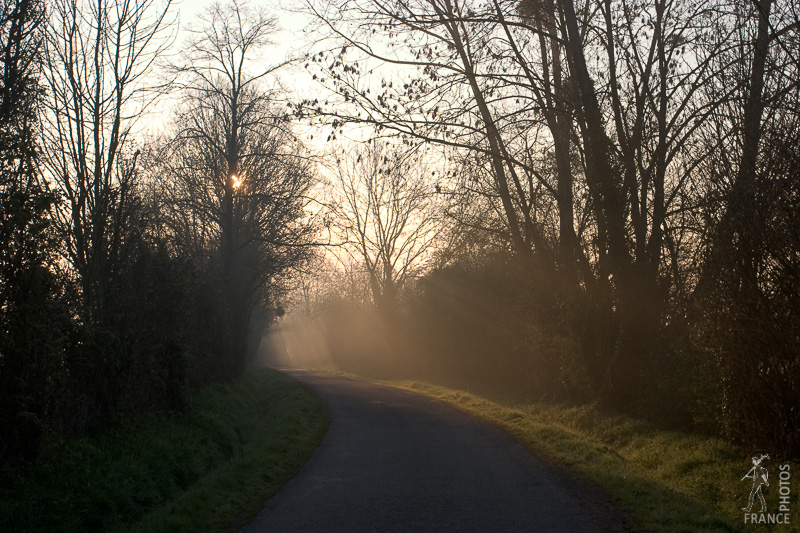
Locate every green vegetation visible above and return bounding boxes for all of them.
[371,377,798,533]
[0,368,328,533]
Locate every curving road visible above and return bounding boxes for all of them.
[241,370,637,533]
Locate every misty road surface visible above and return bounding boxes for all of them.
[241,370,636,533]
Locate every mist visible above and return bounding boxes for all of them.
[258,315,334,370]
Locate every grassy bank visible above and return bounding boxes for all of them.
[0,368,329,533]
[353,375,796,533]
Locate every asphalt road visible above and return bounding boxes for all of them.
[241,370,637,533]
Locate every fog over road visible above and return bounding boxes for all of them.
[241,370,636,533]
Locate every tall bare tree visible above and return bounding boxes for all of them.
[160,0,316,376]
[326,140,443,313]
[41,0,174,323]
[0,0,66,462]
[692,0,800,452]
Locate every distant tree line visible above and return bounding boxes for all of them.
[299,0,799,456]
[0,0,314,467]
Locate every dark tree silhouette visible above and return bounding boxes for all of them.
[0,0,68,463]
[159,0,316,377]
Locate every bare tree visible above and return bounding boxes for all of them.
[41,0,174,323]
[159,0,316,375]
[0,0,64,462]
[691,0,800,453]
[326,140,443,313]
[302,0,743,400]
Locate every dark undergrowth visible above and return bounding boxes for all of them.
[0,368,329,533]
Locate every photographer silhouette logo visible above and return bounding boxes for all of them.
[741,453,792,525]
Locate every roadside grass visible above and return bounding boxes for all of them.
[0,368,329,533]
[330,370,796,533]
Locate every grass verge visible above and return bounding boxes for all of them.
[0,368,329,533]
[341,372,797,533]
